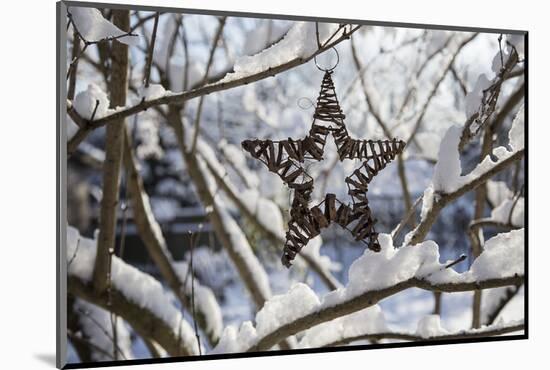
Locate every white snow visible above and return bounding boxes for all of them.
[429,107,524,195]
[73,83,110,119]
[490,197,524,227]
[211,283,318,353]
[211,227,523,353]
[415,315,449,338]
[508,105,524,151]
[220,22,343,83]
[256,283,320,337]
[69,7,139,46]
[432,125,462,193]
[464,73,492,118]
[138,84,172,101]
[487,180,513,207]
[73,298,134,361]
[243,22,290,56]
[470,229,524,281]
[299,305,387,348]
[67,226,199,355]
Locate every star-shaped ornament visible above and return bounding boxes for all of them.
[242,67,406,268]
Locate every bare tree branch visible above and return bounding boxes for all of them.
[407,148,524,246]
[190,17,227,155]
[323,322,524,347]
[92,10,130,294]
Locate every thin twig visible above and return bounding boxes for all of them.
[143,12,160,88]
[190,17,227,155]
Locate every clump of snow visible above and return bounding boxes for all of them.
[471,229,524,281]
[210,325,239,354]
[464,74,492,118]
[508,105,524,151]
[73,299,134,361]
[419,186,435,222]
[69,7,139,46]
[416,315,448,338]
[299,305,387,348]
[432,125,462,193]
[487,180,513,207]
[210,226,524,353]
[429,108,524,195]
[490,197,524,227]
[255,283,320,337]
[243,21,290,56]
[345,235,454,297]
[211,283,318,353]
[73,84,110,119]
[220,22,342,83]
[67,226,199,354]
[138,84,171,101]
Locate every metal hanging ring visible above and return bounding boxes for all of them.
[314,47,340,72]
[297,97,315,110]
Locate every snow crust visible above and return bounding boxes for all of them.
[69,7,139,46]
[299,305,387,348]
[74,84,110,119]
[432,125,462,193]
[243,22,290,56]
[211,226,523,353]
[220,22,342,83]
[470,229,524,281]
[416,314,448,338]
[430,106,524,195]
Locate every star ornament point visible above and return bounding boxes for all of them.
[242,71,406,267]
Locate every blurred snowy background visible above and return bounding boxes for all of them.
[65,6,525,364]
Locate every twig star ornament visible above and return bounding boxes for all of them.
[242,49,406,267]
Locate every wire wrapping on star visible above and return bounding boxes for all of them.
[242,70,406,267]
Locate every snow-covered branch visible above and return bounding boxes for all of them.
[323,320,524,347]
[66,24,361,154]
[67,227,199,356]
[122,130,223,346]
[211,230,523,353]
[405,105,524,245]
[459,39,520,150]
